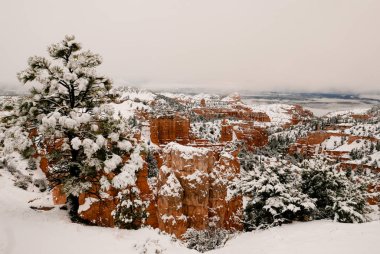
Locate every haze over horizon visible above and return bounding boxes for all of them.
[1,0,379,93]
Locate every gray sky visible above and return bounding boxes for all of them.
[1,0,380,92]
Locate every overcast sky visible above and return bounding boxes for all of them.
[1,0,379,92]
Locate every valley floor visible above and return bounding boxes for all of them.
[0,168,379,254]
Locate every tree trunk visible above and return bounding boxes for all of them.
[66,131,84,223]
[67,194,80,222]
[67,194,90,224]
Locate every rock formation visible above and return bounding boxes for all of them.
[156,142,242,238]
[150,114,190,145]
[220,120,268,149]
[46,91,375,237]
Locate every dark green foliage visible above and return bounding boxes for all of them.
[146,150,158,178]
[152,94,187,114]
[3,105,14,111]
[128,116,138,127]
[268,134,294,153]
[183,228,230,253]
[301,164,342,219]
[369,142,375,153]
[376,141,380,151]
[14,174,32,190]
[21,146,36,159]
[349,148,364,160]
[33,178,47,192]
[301,159,371,223]
[242,163,315,230]
[27,158,37,171]
[113,187,148,229]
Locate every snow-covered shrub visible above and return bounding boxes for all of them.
[27,158,37,171]
[183,228,230,252]
[134,239,164,254]
[2,153,35,190]
[33,178,47,192]
[376,141,380,151]
[242,160,315,230]
[112,186,148,229]
[301,158,372,223]
[146,149,158,178]
[238,146,257,171]
[350,148,365,160]
[0,125,32,156]
[14,174,32,190]
[191,120,221,142]
[268,122,314,154]
[151,94,187,114]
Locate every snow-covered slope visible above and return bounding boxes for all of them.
[1,167,379,254]
[109,101,150,119]
[0,169,194,254]
[344,123,380,139]
[211,220,380,254]
[325,108,371,118]
[251,104,293,125]
[113,86,156,103]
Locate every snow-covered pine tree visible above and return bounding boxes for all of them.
[0,97,32,157]
[17,35,142,222]
[241,159,316,230]
[301,158,372,223]
[112,186,148,229]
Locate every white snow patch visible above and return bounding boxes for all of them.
[78,197,99,214]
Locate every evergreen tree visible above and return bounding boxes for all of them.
[242,161,315,230]
[112,186,148,229]
[376,141,380,151]
[146,149,158,178]
[369,142,374,153]
[301,158,372,223]
[17,35,142,222]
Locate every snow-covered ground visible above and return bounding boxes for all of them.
[0,169,195,254]
[212,220,380,254]
[252,104,292,124]
[1,168,379,254]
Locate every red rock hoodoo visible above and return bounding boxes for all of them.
[150,114,190,145]
[156,143,243,238]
